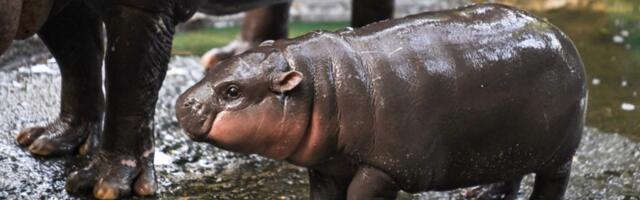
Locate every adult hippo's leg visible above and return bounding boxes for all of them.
[65,4,177,199]
[201,2,291,70]
[16,0,104,156]
[351,0,394,28]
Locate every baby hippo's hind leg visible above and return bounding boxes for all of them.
[529,160,572,200]
[464,177,523,200]
[347,166,399,200]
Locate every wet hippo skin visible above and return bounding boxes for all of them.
[0,0,396,199]
[176,3,587,200]
[200,0,394,70]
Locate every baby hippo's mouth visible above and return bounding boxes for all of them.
[175,96,216,142]
[181,113,215,142]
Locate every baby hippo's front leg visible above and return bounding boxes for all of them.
[347,167,400,200]
[308,169,351,200]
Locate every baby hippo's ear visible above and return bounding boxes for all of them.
[271,70,303,93]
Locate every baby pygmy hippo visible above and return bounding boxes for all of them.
[176,3,586,199]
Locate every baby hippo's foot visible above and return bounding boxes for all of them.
[66,151,157,199]
[200,37,256,70]
[464,178,522,200]
[16,116,101,156]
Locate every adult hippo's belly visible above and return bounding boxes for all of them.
[176,3,586,199]
[0,0,21,55]
[0,0,56,56]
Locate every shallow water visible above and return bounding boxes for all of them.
[1,0,640,199]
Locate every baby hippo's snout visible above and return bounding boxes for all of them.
[175,82,216,141]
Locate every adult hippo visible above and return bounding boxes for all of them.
[176,3,587,199]
[0,0,393,199]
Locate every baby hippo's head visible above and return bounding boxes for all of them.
[175,47,309,160]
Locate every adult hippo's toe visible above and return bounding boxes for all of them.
[0,0,22,56]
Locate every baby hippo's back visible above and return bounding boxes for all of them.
[315,4,587,191]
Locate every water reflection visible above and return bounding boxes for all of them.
[478,0,640,140]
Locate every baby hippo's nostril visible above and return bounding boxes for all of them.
[194,103,203,110]
[181,97,208,115]
[182,98,197,108]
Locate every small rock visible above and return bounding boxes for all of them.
[621,103,635,111]
[620,30,629,37]
[154,151,174,165]
[30,64,56,74]
[613,35,624,43]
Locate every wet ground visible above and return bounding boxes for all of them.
[1,0,640,199]
[0,57,638,199]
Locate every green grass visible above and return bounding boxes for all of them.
[172,21,349,55]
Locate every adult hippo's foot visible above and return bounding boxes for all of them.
[201,2,290,70]
[201,36,254,70]
[16,117,101,156]
[66,151,157,199]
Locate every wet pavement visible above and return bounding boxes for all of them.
[2,0,640,199]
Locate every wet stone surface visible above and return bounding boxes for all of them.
[0,57,638,199]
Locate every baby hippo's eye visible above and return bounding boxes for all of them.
[225,85,240,99]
